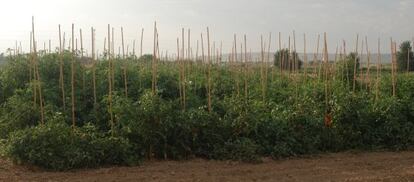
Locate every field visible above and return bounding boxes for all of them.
[2,151,414,181]
[0,22,414,180]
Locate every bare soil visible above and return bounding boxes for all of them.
[1,151,414,182]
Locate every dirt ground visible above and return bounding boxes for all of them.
[1,151,414,182]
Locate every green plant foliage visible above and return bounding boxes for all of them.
[6,120,138,170]
[0,50,413,170]
[274,49,303,70]
[397,41,414,72]
[335,52,360,85]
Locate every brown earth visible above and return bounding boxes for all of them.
[1,151,414,182]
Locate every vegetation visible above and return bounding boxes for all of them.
[0,38,413,171]
[397,41,414,72]
[273,49,303,70]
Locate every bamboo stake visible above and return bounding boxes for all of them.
[121,27,128,97]
[58,25,66,111]
[182,28,186,110]
[92,27,97,104]
[343,40,349,83]
[333,44,338,81]
[32,17,44,125]
[75,39,78,55]
[293,31,297,74]
[353,34,359,93]
[152,22,157,95]
[375,38,381,102]
[288,36,291,76]
[177,38,182,108]
[140,28,144,58]
[111,28,115,87]
[324,32,329,109]
[365,36,371,90]
[207,27,212,112]
[367,51,371,90]
[359,38,364,90]
[80,29,84,57]
[201,33,205,63]
[80,29,86,100]
[108,24,114,136]
[391,41,397,97]
[71,24,76,128]
[244,35,248,101]
[104,37,107,54]
[260,35,265,101]
[304,34,307,80]
[407,46,410,73]
[313,34,320,79]
[279,32,282,78]
[196,40,199,61]
[29,32,35,106]
[266,32,271,95]
[201,33,205,94]
[220,41,223,63]
[156,32,160,92]
[234,34,240,96]
[133,40,136,58]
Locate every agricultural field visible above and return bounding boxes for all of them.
[1,1,414,181]
[0,17,414,174]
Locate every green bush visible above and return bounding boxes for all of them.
[1,51,414,170]
[0,91,39,139]
[6,121,139,170]
[211,138,260,163]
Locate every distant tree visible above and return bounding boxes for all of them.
[0,53,5,64]
[397,41,414,72]
[273,49,302,70]
[336,52,360,83]
[138,54,153,62]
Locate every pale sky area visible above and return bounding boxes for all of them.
[0,0,413,55]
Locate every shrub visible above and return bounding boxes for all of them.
[6,121,139,171]
[211,138,260,163]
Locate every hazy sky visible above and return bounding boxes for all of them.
[0,0,413,55]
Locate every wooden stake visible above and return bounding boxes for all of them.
[260,35,265,101]
[353,34,359,93]
[140,28,144,58]
[207,27,212,112]
[313,34,320,79]
[375,38,381,102]
[92,27,97,104]
[121,27,128,97]
[177,38,182,108]
[391,40,397,97]
[244,34,248,100]
[182,28,186,110]
[71,23,76,128]
[279,32,282,78]
[304,34,307,80]
[32,17,44,125]
[365,36,371,90]
[152,22,157,95]
[108,24,114,136]
[58,25,66,111]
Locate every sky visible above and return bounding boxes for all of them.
[0,0,413,55]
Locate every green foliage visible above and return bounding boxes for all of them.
[211,138,260,162]
[0,90,39,138]
[397,41,414,72]
[6,120,138,171]
[0,51,413,170]
[274,49,303,70]
[336,52,360,84]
